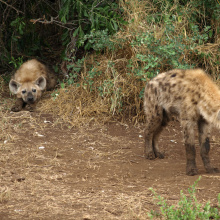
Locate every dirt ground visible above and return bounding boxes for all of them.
[0,96,220,220]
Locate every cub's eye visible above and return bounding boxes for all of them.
[32,89,36,93]
[22,90,26,94]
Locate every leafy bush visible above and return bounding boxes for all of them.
[59,0,124,50]
[149,177,220,219]
[79,29,115,51]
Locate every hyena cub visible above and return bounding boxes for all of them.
[144,68,220,176]
[9,59,57,112]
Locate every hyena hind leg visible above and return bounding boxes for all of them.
[152,129,165,159]
[182,120,198,176]
[144,108,168,160]
[198,118,219,174]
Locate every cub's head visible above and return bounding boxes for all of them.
[9,76,46,104]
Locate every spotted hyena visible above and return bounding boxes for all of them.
[144,68,220,176]
[9,59,57,112]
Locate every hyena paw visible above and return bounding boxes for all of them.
[186,168,198,176]
[206,167,219,173]
[11,105,22,112]
[155,152,164,159]
[145,151,156,160]
[25,104,34,112]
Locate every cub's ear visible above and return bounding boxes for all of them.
[35,76,46,90]
[9,79,21,94]
[218,110,220,120]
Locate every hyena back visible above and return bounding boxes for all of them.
[9,59,57,112]
[144,68,220,176]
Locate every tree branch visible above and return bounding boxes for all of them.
[30,16,79,30]
[0,0,24,14]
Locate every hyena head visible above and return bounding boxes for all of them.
[9,76,46,104]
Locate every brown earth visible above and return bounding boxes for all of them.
[0,96,220,220]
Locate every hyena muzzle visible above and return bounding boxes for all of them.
[144,68,220,176]
[9,59,57,112]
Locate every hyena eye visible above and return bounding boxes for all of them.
[32,89,36,93]
[22,90,26,94]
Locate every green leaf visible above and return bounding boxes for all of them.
[73,27,80,37]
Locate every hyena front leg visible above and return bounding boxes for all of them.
[198,118,219,173]
[144,131,154,159]
[11,98,24,112]
[182,120,198,176]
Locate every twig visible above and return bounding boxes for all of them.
[0,0,24,14]
[30,16,77,30]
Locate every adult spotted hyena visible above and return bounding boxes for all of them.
[144,68,220,176]
[9,59,57,112]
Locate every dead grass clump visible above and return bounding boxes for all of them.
[194,43,220,77]
[40,50,146,126]
[39,85,111,126]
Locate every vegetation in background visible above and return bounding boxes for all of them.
[0,0,123,70]
[59,0,124,49]
[43,0,219,125]
[149,177,220,219]
[1,0,220,124]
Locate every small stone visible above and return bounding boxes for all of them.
[82,214,91,220]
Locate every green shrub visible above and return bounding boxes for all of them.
[149,177,220,220]
[59,0,124,49]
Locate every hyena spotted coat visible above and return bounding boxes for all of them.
[9,59,57,112]
[144,68,220,176]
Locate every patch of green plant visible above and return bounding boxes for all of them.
[128,9,216,100]
[79,29,115,51]
[130,23,197,71]
[59,0,125,49]
[65,57,102,90]
[10,17,26,37]
[9,56,24,69]
[148,176,220,220]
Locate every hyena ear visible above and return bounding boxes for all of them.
[217,110,220,120]
[35,76,46,90]
[9,79,21,94]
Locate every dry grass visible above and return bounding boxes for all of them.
[39,53,146,126]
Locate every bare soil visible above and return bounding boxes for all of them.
[0,97,220,220]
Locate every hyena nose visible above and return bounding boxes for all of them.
[27,92,34,102]
[27,97,34,102]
